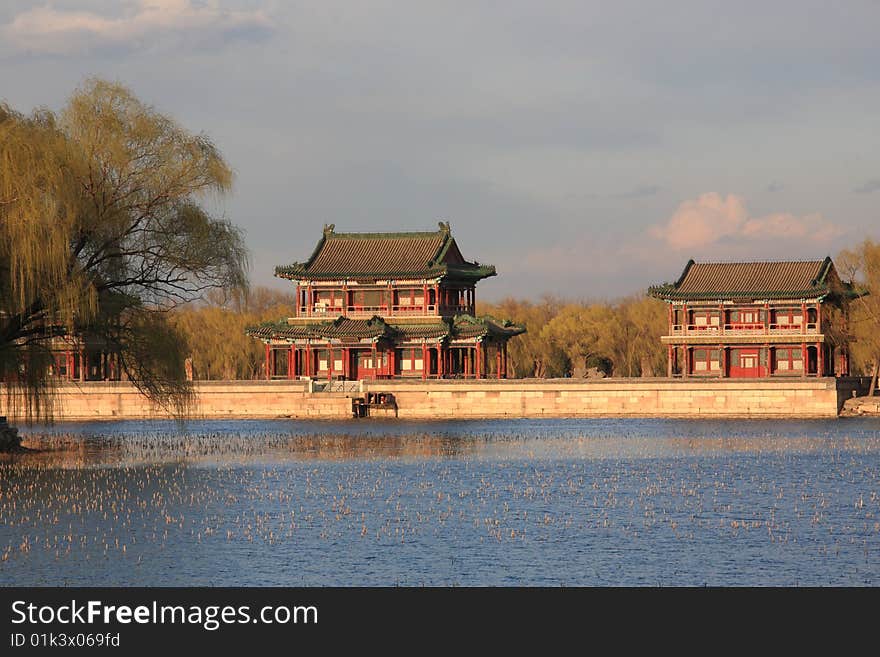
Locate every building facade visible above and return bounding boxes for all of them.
[47,334,123,382]
[247,223,524,380]
[649,258,857,378]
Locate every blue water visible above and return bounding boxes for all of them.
[1,418,879,586]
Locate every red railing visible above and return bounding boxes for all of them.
[297,302,480,317]
[670,323,820,336]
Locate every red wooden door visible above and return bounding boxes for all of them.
[729,349,762,377]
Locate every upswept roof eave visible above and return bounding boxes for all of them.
[648,287,831,302]
[274,263,497,282]
[649,259,835,301]
[273,223,497,281]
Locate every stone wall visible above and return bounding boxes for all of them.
[0,378,852,421]
[0,380,349,421]
[363,378,844,419]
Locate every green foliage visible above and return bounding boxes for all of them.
[0,79,248,420]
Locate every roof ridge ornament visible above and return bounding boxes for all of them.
[323,223,335,237]
[438,220,451,234]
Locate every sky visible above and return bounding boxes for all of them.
[1,1,879,301]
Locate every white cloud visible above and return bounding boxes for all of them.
[650,192,840,250]
[1,1,271,55]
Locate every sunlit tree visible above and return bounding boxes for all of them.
[0,79,248,419]
[838,239,880,394]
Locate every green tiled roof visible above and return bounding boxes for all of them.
[452,314,527,339]
[648,257,859,301]
[246,314,526,343]
[274,222,496,282]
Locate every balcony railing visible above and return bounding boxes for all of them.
[300,304,464,317]
[670,323,819,336]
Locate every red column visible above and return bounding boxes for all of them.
[801,302,807,330]
[265,344,271,380]
[817,342,824,377]
[476,342,482,379]
[421,343,427,379]
[438,346,444,378]
[496,346,502,379]
[306,285,312,316]
[764,303,769,334]
[389,348,395,378]
[667,345,673,377]
[304,345,311,377]
[288,347,294,379]
[328,344,334,380]
[464,347,470,378]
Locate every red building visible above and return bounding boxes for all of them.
[46,334,123,382]
[248,223,524,380]
[649,258,857,378]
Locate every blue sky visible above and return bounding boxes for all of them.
[2,1,879,300]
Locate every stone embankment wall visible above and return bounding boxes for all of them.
[1,377,867,421]
[362,378,859,419]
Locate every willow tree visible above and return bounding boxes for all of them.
[0,79,247,420]
[838,239,880,395]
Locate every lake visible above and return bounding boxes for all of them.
[1,418,879,586]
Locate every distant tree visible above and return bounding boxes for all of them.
[838,239,880,394]
[615,296,667,377]
[541,304,617,377]
[0,79,247,419]
[172,287,295,380]
[478,296,569,378]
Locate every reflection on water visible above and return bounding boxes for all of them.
[1,418,879,586]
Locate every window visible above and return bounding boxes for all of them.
[730,308,760,324]
[774,347,803,373]
[691,311,720,328]
[396,348,424,374]
[772,308,802,327]
[395,289,425,307]
[315,289,344,309]
[351,289,385,308]
[691,348,721,373]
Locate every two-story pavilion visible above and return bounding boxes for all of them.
[247,223,524,380]
[649,258,857,378]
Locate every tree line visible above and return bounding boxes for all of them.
[172,240,880,385]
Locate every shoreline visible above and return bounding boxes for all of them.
[2,377,872,422]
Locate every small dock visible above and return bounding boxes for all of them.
[352,392,398,418]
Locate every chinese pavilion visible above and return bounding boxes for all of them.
[649,258,857,378]
[247,223,525,380]
[47,333,123,382]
